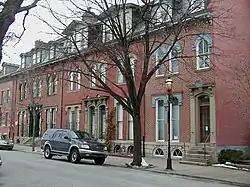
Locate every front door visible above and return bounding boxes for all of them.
[199,95,210,143]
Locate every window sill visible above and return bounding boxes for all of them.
[196,67,211,72]
[47,93,57,97]
[67,90,80,93]
[116,82,126,85]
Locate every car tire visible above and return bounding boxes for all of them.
[69,149,80,164]
[94,158,105,165]
[44,146,53,159]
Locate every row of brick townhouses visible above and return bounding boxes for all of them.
[0,0,250,162]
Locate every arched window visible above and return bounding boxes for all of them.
[194,34,212,70]
[69,71,81,91]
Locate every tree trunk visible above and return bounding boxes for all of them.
[132,109,142,166]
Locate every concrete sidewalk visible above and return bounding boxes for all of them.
[13,144,250,186]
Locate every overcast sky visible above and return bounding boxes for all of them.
[2,0,139,66]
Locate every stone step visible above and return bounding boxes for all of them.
[187,149,214,155]
[240,160,250,165]
[190,146,215,151]
[184,157,210,164]
[179,160,208,166]
[186,153,212,159]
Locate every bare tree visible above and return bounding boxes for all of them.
[0,0,40,63]
[37,0,231,166]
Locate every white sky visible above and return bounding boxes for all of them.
[2,0,140,65]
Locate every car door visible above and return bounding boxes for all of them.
[59,131,71,153]
[50,130,63,152]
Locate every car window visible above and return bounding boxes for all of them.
[52,130,63,139]
[61,131,69,139]
[42,129,56,139]
[0,134,9,140]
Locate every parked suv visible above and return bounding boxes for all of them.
[41,129,107,165]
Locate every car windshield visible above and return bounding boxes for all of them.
[0,134,9,140]
[71,131,92,140]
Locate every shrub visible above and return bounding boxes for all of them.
[218,149,244,164]
[105,107,116,153]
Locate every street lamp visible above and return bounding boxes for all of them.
[165,77,173,170]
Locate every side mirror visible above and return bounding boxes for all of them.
[64,136,69,140]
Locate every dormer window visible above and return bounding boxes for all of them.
[32,51,36,64]
[191,0,205,13]
[49,46,55,59]
[37,50,41,63]
[21,55,25,68]
[103,21,113,42]
[119,10,132,35]
[154,0,172,24]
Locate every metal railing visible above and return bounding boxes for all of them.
[203,132,211,159]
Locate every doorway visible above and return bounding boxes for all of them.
[99,105,106,140]
[198,95,210,143]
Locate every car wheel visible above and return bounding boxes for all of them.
[94,158,105,165]
[69,149,80,164]
[44,146,53,159]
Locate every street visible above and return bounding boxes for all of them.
[0,151,235,187]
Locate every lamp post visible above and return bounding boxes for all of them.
[165,77,173,170]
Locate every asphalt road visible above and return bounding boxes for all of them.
[0,151,234,187]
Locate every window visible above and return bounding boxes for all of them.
[171,103,180,141]
[103,21,112,42]
[32,51,36,64]
[41,50,49,63]
[99,64,107,83]
[0,91,4,104]
[130,57,136,78]
[6,90,10,103]
[155,46,167,76]
[24,83,27,99]
[19,84,23,101]
[32,78,42,98]
[119,10,132,35]
[37,51,41,63]
[49,46,55,59]
[169,48,179,74]
[21,56,26,68]
[156,100,165,141]
[69,71,81,91]
[82,27,88,48]
[46,108,57,129]
[67,106,80,130]
[91,65,97,87]
[155,1,172,24]
[191,0,205,13]
[116,103,123,140]
[128,113,133,140]
[197,39,210,69]
[47,74,57,95]
[5,112,9,126]
[117,60,124,84]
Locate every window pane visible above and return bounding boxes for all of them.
[172,105,179,141]
[157,100,164,119]
[158,120,164,140]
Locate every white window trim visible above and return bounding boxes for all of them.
[155,48,165,77]
[156,99,165,142]
[170,104,180,142]
[196,39,210,70]
[128,113,133,140]
[116,103,123,140]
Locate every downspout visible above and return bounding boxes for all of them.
[60,64,64,129]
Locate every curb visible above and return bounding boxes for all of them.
[13,149,43,155]
[103,164,250,187]
[13,149,249,186]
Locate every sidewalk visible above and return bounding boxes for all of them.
[13,145,250,186]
